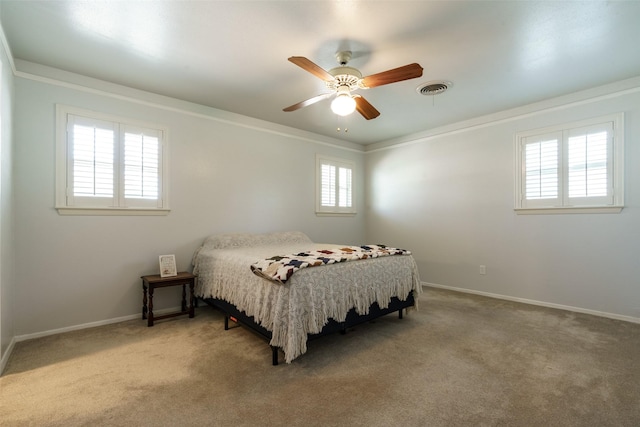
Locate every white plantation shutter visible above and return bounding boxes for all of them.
[320,163,336,207]
[338,166,352,208]
[566,124,612,205]
[524,135,559,202]
[515,114,623,213]
[67,115,117,207]
[57,107,168,214]
[73,125,114,198]
[122,126,161,207]
[317,156,355,214]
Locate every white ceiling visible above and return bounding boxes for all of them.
[2,1,640,145]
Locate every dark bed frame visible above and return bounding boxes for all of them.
[202,293,415,365]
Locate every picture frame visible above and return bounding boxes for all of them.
[159,254,177,277]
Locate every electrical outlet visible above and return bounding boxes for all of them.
[479,265,486,275]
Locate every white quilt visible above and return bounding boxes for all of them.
[192,231,422,363]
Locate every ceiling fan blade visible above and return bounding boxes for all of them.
[283,93,334,112]
[354,96,380,120]
[361,63,424,88]
[288,56,335,82]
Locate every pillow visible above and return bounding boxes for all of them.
[200,231,312,250]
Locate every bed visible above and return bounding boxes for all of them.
[192,231,421,364]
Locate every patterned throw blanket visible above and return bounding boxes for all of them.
[250,244,411,283]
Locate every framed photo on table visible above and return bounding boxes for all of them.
[159,254,177,277]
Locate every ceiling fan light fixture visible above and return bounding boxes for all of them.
[331,94,356,116]
[331,85,356,116]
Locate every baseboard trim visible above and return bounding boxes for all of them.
[0,337,17,376]
[423,282,640,324]
[14,305,185,343]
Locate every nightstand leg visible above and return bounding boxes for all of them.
[188,281,195,318]
[148,286,155,327]
[142,282,148,320]
[181,284,187,312]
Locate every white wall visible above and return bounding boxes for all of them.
[366,78,640,321]
[12,63,366,337]
[0,31,15,366]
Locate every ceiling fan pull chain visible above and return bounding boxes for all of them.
[335,116,349,133]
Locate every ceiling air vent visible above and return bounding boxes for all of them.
[416,80,452,96]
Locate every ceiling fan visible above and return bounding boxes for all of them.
[283,51,423,120]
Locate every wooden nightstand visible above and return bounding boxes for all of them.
[141,272,196,327]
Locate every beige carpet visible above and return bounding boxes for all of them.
[1,288,639,426]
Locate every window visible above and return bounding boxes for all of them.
[56,106,169,215]
[514,114,623,214]
[316,155,355,215]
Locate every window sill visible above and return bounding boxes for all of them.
[514,206,623,215]
[315,212,357,217]
[56,207,170,216]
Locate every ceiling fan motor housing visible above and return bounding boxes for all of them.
[335,51,352,65]
[327,66,365,91]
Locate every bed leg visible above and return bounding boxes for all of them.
[398,309,404,320]
[339,322,347,335]
[224,316,229,330]
[271,346,279,366]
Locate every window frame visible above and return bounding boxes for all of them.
[514,113,624,214]
[55,105,170,215]
[315,155,356,216]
